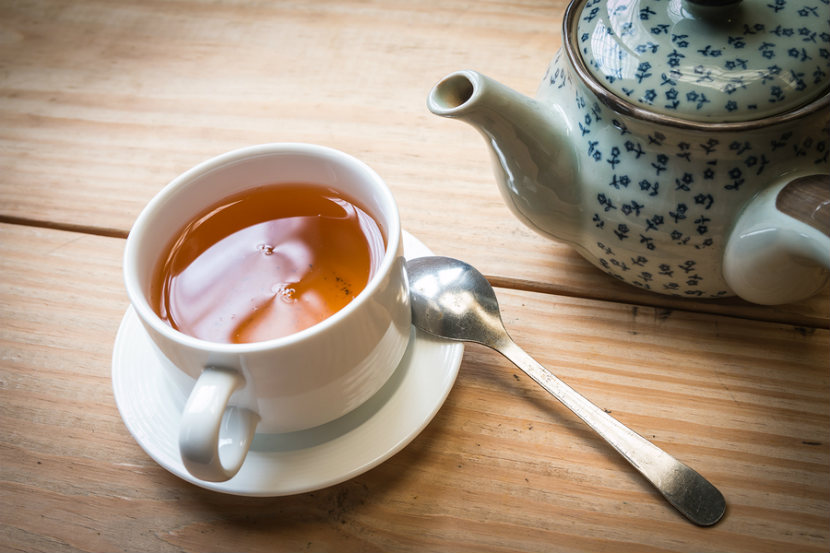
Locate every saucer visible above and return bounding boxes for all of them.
[112,231,464,496]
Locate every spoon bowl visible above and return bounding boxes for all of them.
[406,256,727,527]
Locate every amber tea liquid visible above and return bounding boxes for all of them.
[150,183,385,344]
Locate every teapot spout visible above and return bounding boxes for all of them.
[427,70,581,246]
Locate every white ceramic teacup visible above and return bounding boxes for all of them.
[123,143,411,483]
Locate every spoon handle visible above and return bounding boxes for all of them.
[496,338,726,527]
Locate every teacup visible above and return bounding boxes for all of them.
[123,143,411,482]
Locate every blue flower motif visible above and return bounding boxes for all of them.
[667,49,685,68]
[759,64,782,84]
[767,0,786,13]
[698,45,723,57]
[597,193,617,211]
[669,203,688,223]
[614,223,630,240]
[729,141,752,155]
[790,69,807,90]
[672,34,690,48]
[724,58,748,70]
[759,42,776,59]
[724,77,747,94]
[635,41,659,54]
[635,62,653,83]
[660,73,677,87]
[612,3,628,15]
[583,7,600,22]
[798,6,819,17]
[798,27,817,43]
[639,6,656,20]
[728,36,746,48]
[694,194,715,209]
[789,47,812,61]
[771,25,794,37]
[609,174,631,189]
[694,65,714,82]
[686,91,711,109]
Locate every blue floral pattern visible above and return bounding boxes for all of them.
[577,0,830,121]
[537,48,829,297]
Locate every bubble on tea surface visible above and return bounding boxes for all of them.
[258,243,275,255]
[272,283,297,303]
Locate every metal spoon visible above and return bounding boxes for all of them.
[406,256,726,527]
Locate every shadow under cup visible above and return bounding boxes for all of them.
[123,143,412,481]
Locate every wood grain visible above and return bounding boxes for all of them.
[1,0,826,326]
[776,175,830,238]
[1,1,828,550]
[1,223,827,552]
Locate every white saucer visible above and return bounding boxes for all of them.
[111,232,463,496]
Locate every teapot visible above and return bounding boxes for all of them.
[427,0,829,305]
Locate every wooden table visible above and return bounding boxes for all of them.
[2,1,828,551]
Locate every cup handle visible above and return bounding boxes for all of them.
[178,366,260,482]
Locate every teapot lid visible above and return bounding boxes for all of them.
[572,0,830,122]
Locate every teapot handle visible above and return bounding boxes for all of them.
[723,175,830,305]
[723,175,829,305]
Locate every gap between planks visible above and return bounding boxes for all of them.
[1,215,826,330]
[0,215,129,240]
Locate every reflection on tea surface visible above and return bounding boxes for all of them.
[151,183,385,343]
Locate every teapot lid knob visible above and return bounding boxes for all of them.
[570,0,830,123]
[683,0,741,6]
[682,0,742,15]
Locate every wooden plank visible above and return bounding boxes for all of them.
[1,0,826,326]
[1,223,827,552]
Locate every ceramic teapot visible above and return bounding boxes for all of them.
[427,0,829,305]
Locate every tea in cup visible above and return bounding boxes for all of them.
[123,143,411,482]
[151,182,386,344]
